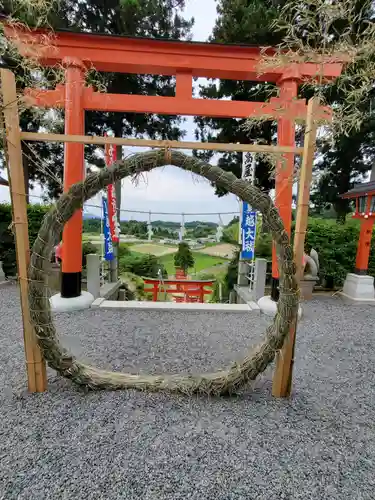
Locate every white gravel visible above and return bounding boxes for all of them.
[1,285,375,500]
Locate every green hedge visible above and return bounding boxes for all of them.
[0,203,50,277]
[0,204,99,277]
[119,253,168,279]
[121,271,147,300]
[82,242,98,268]
[305,218,375,288]
[254,217,375,288]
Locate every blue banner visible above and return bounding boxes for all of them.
[241,202,257,260]
[102,197,114,261]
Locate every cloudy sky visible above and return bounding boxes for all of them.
[0,0,241,224]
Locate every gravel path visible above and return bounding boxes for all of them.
[1,285,375,500]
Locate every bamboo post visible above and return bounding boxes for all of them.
[0,69,47,392]
[272,97,320,398]
[20,131,304,155]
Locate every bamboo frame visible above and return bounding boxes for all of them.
[20,132,304,155]
[0,69,47,392]
[2,64,318,395]
[272,96,320,398]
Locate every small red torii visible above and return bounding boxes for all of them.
[143,278,215,303]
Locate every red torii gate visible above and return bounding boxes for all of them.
[6,26,342,300]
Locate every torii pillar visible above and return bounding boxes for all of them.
[271,68,299,301]
[50,57,94,311]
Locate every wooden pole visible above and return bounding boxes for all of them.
[0,69,47,392]
[272,97,320,398]
[20,131,304,155]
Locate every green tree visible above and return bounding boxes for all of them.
[222,248,240,300]
[1,0,193,199]
[196,0,375,225]
[174,242,195,273]
[300,0,375,223]
[120,220,148,237]
[67,0,193,175]
[83,218,101,233]
[195,0,286,196]
[0,1,70,200]
[222,216,239,244]
[119,253,167,278]
[189,225,216,239]
[311,123,375,223]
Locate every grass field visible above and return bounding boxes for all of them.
[130,243,176,257]
[83,237,232,277]
[158,251,227,276]
[82,232,101,242]
[197,243,236,259]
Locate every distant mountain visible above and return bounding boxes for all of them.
[185,221,218,228]
[83,211,100,220]
[152,220,218,229]
[82,213,219,225]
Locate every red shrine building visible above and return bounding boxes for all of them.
[340,174,375,304]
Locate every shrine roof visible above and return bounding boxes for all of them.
[54,27,261,49]
[4,24,343,82]
[341,181,375,198]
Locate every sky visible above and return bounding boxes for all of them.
[0,0,241,224]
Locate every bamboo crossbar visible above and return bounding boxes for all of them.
[20,132,304,155]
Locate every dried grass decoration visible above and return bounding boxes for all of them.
[28,150,299,395]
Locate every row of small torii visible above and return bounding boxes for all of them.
[145,212,225,243]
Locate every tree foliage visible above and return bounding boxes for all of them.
[277,0,375,222]
[119,253,167,278]
[195,0,286,195]
[197,0,375,223]
[0,203,50,276]
[64,0,193,173]
[222,216,239,244]
[311,121,375,222]
[0,0,68,200]
[253,215,375,288]
[261,0,375,221]
[0,203,98,276]
[174,241,194,273]
[1,0,193,198]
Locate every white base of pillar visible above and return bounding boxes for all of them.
[257,295,302,319]
[340,273,375,305]
[50,291,95,313]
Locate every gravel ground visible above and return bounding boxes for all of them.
[1,285,375,500]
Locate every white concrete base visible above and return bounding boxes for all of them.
[257,295,302,319]
[340,273,375,305]
[92,298,258,313]
[50,291,95,312]
[0,261,6,282]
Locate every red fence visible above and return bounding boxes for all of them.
[143,278,215,303]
